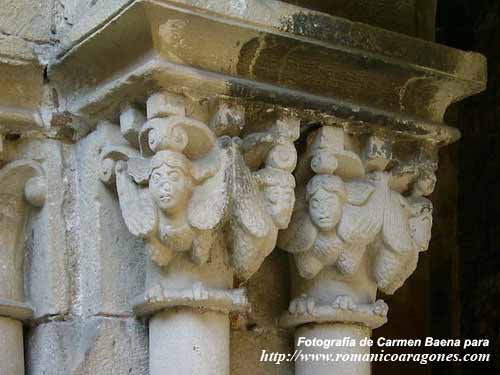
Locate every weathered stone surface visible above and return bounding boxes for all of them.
[71,123,146,317]
[0,0,51,43]
[26,317,148,374]
[281,0,437,40]
[55,0,132,55]
[0,317,24,375]
[0,53,44,133]
[0,1,491,375]
[2,139,71,319]
[49,0,485,144]
[150,309,229,375]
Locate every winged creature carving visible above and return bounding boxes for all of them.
[100,98,298,282]
[101,114,226,267]
[278,126,434,295]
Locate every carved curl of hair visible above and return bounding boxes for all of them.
[305,174,347,202]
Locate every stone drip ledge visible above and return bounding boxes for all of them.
[46,0,486,145]
[0,298,34,321]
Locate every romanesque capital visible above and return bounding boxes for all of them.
[99,92,299,315]
[279,126,436,329]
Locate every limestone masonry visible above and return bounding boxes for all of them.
[0,1,487,374]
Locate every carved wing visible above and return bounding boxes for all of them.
[408,197,433,252]
[372,236,418,295]
[277,209,317,253]
[381,191,415,254]
[337,180,383,245]
[115,160,157,238]
[187,152,228,231]
[231,143,271,238]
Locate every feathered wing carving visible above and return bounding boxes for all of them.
[337,180,382,245]
[372,235,419,295]
[114,160,157,238]
[225,140,276,280]
[186,148,228,266]
[187,151,228,231]
[230,143,270,239]
[382,191,415,254]
[408,197,433,252]
[373,193,428,294]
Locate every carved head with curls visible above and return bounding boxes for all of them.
[254,167,296,229]
[149,150,193,214]
[305,174,347,232]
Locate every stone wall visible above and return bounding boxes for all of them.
[0,1,490,375]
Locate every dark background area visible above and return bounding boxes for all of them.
[437,0,500,374]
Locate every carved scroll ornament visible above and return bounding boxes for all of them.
[0,159,46,320]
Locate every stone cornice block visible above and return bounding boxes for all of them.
[0,37,44,134]
[50,0,486,144]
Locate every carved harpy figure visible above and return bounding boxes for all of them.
[227,117,299,280]
[279,126,434,295]
[109,116,226,267]
[102,102,298,281]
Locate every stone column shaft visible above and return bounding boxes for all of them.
[150,309,229,375]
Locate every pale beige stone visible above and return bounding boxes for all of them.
[150,309,229,375]
[0,317,24,375]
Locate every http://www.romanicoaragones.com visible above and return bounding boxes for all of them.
[260,336,491,365]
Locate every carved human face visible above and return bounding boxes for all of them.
[263,185,295,229]
[308,188,342,231]
[149,164,191,213]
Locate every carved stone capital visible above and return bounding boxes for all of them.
[100,91,298,315]
[279,126,436,329]
[0,158,46,321]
